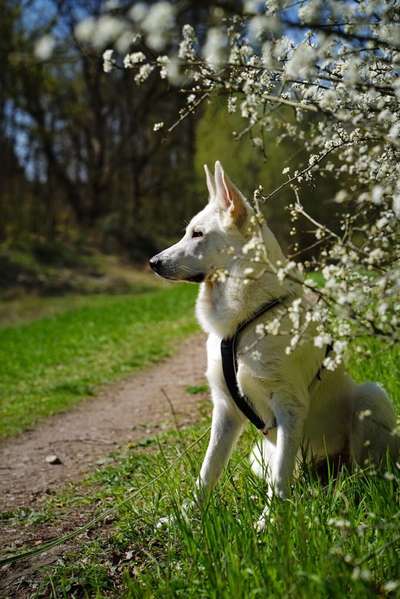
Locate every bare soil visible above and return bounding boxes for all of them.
[0,334,206,513]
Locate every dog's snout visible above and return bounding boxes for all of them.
[149,254,162,273]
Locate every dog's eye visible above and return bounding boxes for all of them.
[192,230,203,238]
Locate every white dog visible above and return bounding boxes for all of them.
[150,161,399,530]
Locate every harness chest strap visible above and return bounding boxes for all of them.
[220,298,282,435]
[220,298,332,435]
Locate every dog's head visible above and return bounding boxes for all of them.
[149,161,252,283]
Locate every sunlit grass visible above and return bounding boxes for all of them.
[0,284,198,438]
[24,340,400,598]
[1,278,399,597]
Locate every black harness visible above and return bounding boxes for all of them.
[220,297,332,435]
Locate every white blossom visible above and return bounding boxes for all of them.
[334,190,348,204]
[203,28,227,68]
[179,24,197,61]
[34,35,55,60]
[116,31,139,53]
[123,52,146,68]
[76,15,125,47]
[134,64,154,84]
[358,409,372,421]
[248,16,268,42]
[388,123,400,144]
[102,49,114,73]
[141,2,175,50]
[255,323,265,337]
[157,55,169,79]
[314,334,332,348]
[393,195,400,218]
[265,318,281,336]
[75,17,96,42]
[244,0,260,13]
[166,57,183,85]
[129,3,148,22]
[285,43,316,79]
[298,0,322,22]
[323,356,338,371]
[371,186,384,205]
[228,97,237,113]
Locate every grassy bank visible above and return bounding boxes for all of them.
[0,284,198,438]
[3,341,398,598]
[0,267,164,327]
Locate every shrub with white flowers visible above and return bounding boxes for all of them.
[101,0,400,363]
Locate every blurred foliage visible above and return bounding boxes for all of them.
[0,0,202,267]
[0,0,347,285]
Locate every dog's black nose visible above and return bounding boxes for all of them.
[149,255,161,273]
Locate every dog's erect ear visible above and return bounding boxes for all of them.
[204,164,215,200]
[214,160,247,226]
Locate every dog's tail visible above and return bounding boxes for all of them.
[350,382,400,466]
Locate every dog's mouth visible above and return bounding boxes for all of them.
[152,267,205,284]
[185,273,205,283]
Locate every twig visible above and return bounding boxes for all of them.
[166,92,209,135]
[161,387,181,432]
[261,142,352,204]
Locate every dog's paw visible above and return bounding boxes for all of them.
[156,514,176,530]
[156,500,194,531]
[254,506,271,533]
[254,516,267,533]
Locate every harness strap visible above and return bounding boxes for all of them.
[220,298,333,434]
[220,298,283,433]
[221,337,266,430]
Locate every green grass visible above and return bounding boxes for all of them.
[1,274,399,596]
[0,284,198,438]
[7,340,398,598]
[186,384,209,395]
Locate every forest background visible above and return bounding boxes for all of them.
[1,0,344,293]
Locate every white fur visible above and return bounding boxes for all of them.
[152,161,399,531]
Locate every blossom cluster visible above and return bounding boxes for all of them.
[99,0,399,360]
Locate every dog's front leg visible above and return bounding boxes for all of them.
[196,402,244,502]
[256,396,306,532]
[156,402,243,529]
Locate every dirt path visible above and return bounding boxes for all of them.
[0,334,207,512]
